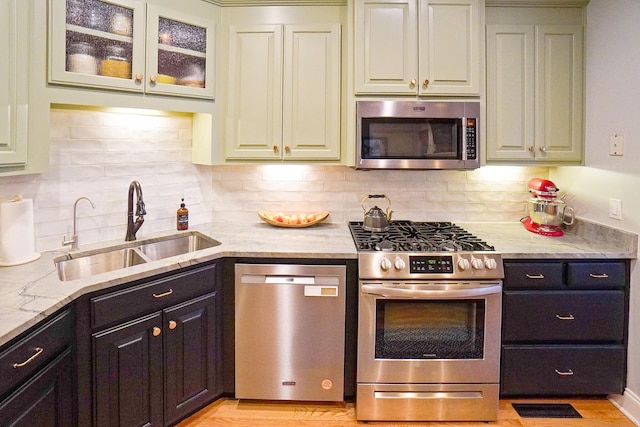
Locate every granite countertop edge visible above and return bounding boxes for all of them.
[0,218,637,348]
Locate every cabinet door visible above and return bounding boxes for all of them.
[145,5,215,99]
[0,349,74,427]
[49,0,146,92]
[282,25,341,160]
[164,293,218,426]
[419,0,480,95]
[0,0,28,167]
[535,25,583,162]
[486,24,535,161]
[354,0,418,94]
[93,312,164,427]
[225,25,283,159]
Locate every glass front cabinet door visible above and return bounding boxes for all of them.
[49,0,215,99]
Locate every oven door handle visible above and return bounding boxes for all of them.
[361,284,502,299]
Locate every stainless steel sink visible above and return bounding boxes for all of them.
[137,233,219,261]
[55,232,220,281]
[55,248,147,281]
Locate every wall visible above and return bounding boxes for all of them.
[551,0,640,422]
[0,108,551,252]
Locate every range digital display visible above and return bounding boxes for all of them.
[409,256,454,273]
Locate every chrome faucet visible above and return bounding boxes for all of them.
[62,196,95,250]
[125,180,146,241]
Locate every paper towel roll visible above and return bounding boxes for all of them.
[0,198,41,266]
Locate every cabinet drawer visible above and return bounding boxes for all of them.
[504,262,564,289]
[503,290,625,342]
[0,310,73,398]
[567,262,626,288]
[91,263,217,330]
[501,345,625,395]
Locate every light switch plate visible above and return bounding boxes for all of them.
[609,198,622,220]
[610,134,624,156]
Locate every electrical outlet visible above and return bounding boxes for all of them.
[610,134,624,156]
[609,198,622,220]
[183,188,202,205]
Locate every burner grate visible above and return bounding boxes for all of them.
[349,221,495,252]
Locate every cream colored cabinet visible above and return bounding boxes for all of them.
[49,0,215,99]
[486,23,583,163]
[225,24,341,160]
[354,0,480,96]
[1,0,28,168]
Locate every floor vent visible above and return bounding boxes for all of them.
[512,403,582,418]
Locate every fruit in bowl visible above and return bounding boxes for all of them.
[258,211,328,227]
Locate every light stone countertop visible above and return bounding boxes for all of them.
[0,218,636,348]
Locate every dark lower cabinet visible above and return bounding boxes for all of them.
[501,259,629,396]
[93,293,218,427]
[0,349,74,427]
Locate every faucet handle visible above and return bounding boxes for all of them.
[136,200,146,216]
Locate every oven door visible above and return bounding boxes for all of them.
[357,281,502,384]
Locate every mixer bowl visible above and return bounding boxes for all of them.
[528,198,574,227]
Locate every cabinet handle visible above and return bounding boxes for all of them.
[13,347,43,368]
[589,273,609,279]
[153,288,173,298]
[422,79,429,87]
[410,78,417,88]
[149,75,158,83]
[525,273,545,279]
[135,73,143,82]
[168,320,177,330]
[528,146,535,153]
[284,145,291,154]
[273,145,279,153]
[556,314,575,320]
[539,146,547,153]
[152,327,162,337]
[554,369,574,376]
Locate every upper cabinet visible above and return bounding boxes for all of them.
[224,23,341,161]
[1,0,48,176]
[485,6,584,164]
[354,0,481,96]
[49,0,216,99]
[1,0,28,168]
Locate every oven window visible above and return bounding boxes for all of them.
[361,118,461,159]
[375,299,485,359]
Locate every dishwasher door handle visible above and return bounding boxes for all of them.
[264,276,315,284]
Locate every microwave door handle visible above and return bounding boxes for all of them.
[361,284,502,299]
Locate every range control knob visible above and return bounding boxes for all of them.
[457,258,471,271]
[394,258,406,271]
[380,258,392,271]
[471,258,485,270]
[485,258,498,270]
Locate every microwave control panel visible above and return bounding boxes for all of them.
[465,118,477,160]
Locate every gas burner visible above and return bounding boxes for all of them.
[349,221,496,252]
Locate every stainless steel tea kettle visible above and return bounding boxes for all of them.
[361,194,393,232]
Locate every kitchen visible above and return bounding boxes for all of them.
[0,0,639,425]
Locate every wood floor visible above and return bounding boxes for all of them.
[178,397,636,427]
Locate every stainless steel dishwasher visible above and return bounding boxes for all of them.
[235,263,346,401]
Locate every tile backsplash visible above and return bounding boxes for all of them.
[0,108,547,252]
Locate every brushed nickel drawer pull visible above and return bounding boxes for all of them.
[13,347,43,368]
[555,369,574,376]
[556,314,575,320]
[153,288,173,298]
[589,273,609,279]
[525,273,545,279]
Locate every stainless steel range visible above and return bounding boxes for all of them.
[349,221,504,422]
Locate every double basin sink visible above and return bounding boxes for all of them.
[55,232,220,282]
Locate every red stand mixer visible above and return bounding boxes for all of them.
[522,178,574,236]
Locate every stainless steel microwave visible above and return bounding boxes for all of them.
[355,101,480,170]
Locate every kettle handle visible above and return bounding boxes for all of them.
[361,194,391,213]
